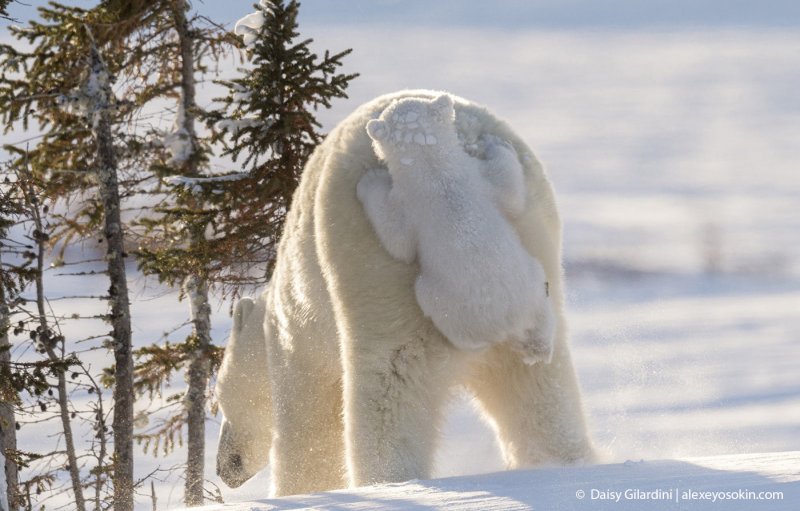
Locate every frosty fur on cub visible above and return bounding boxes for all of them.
[357,94,555,363]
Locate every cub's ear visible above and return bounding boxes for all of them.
[430,94,455,121]
[366,119,388,142]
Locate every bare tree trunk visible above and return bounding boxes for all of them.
[23,183,86,511]
[183,275,211,507]
[0,257,20,511]
[170,2,212,506]
[86,42,135,511]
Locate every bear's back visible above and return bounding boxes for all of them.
[270,90,563,358]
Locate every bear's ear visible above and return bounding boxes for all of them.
[430,94,455,121]
[232,297,255,334]
[366,119,388,142]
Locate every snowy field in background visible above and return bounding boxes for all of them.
[6,23,800,510]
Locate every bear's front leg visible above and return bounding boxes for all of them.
[479,134,527,219]
[356,167,416,263]
[264,301,346,496]
[341,321,460,487]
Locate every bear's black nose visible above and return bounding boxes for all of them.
[217,452,248,488]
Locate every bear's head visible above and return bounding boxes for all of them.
[366,94,458,165]
[216,297,272,488]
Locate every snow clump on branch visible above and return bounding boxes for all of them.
[56,63,112,126]
[163,101,193,166]
[234,0,274,48]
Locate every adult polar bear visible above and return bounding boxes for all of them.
[216,90,595,497]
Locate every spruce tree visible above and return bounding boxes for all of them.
[132,0,357,504]
[79,0,234,505]
[12,163,88,511]
[2,1,358,507]
[163,1,217,504]
[1,0,14,21]
[2,0,240,505]
[1,161,115,511]
[0,4,140,509]
[0,164,24,511]
[206,0,358,286]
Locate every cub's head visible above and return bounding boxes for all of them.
[366,94,457,164]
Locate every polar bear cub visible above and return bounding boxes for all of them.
[357,94,555,363]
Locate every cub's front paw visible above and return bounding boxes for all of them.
[480,133,516,161]
[356,167,391,204]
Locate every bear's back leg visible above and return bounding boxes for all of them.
[465,340,595,468]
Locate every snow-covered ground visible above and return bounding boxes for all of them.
[179,451,800,510]
[4,11,799,511]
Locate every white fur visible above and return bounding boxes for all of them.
[215,295,271,487]
[215,90,595,497]
[358,94,555,362]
